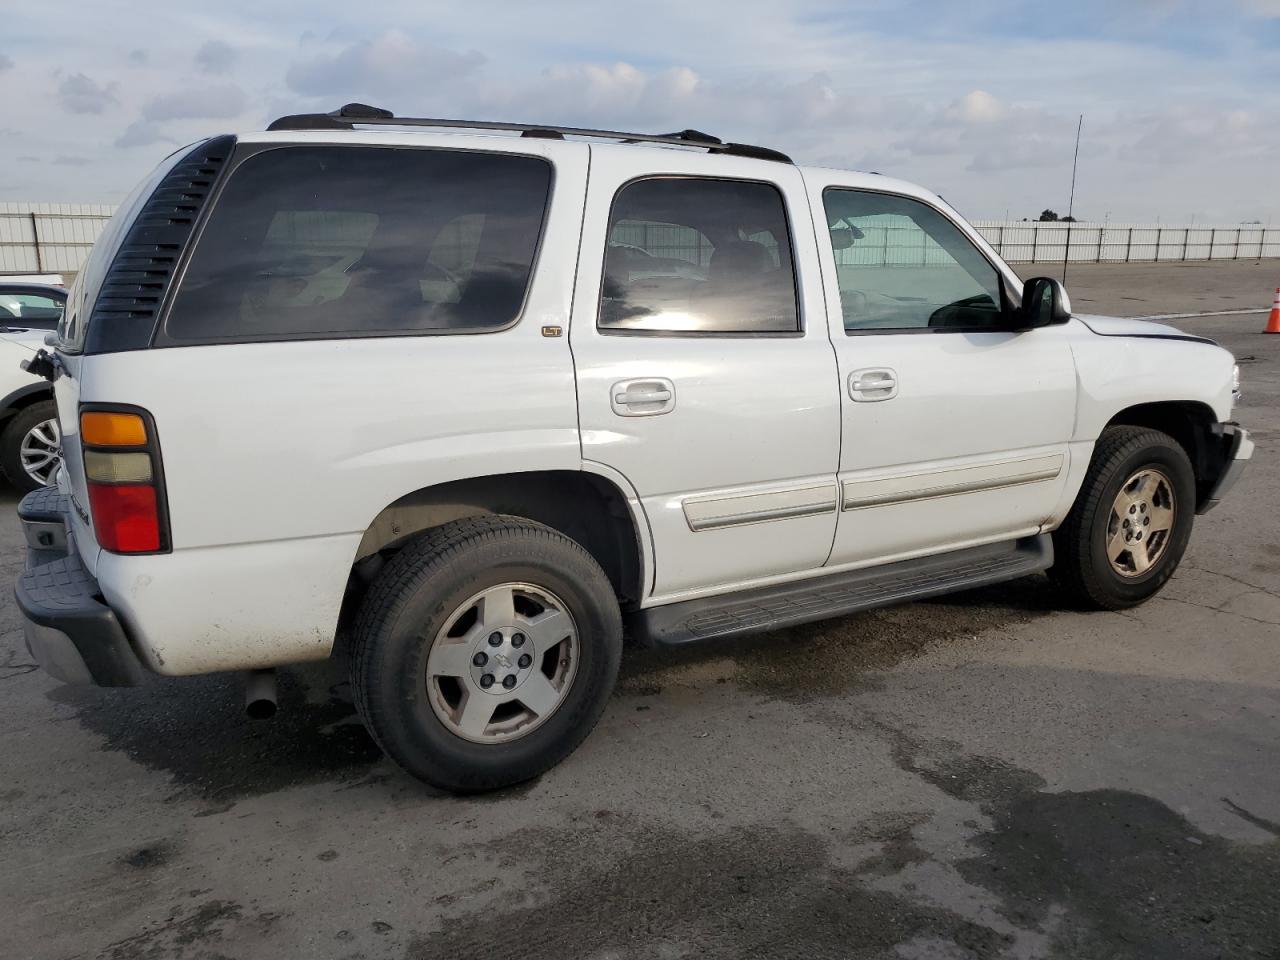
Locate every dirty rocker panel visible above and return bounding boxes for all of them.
[629,535,1052,646]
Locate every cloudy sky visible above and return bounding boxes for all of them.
[2,0,1278,223]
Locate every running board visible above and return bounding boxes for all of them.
[629,535,1053,647]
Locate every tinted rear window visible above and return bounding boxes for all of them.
[163,146,552,342]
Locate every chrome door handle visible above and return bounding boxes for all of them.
[611,378,676,416]
[849,367,899,402]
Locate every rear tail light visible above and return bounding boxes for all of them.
[80,408,169,554]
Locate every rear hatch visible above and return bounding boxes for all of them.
[51,138,234,574]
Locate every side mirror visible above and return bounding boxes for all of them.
[828,225,864,250]
[829,227,855,250]
[1020,276,1072,327]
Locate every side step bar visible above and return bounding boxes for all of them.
[629,535,1053,646]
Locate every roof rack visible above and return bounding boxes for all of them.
[266,103,793,164]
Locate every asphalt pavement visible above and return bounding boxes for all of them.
[2,260,1277,959]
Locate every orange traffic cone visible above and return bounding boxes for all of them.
[1267,287,1280,334]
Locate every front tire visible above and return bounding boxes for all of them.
[350,515,623,792]
[1,400,61,493]
[1051,425,1195,610]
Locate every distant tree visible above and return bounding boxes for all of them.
[1061,215,1077,222]
[1038,209,1060,222]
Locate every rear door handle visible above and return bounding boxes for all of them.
[849,367,899,401]
[611,378,676,417]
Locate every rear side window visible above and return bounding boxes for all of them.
[164,146,552,343]
[598,177,799,334]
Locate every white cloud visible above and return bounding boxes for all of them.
[141,84,247,122]
[1237,0,1280,15]
[949,90,1004,124]
[56,72,119,114]
[1,3,1278,221]
[285,30,484,101]
[196,40,237,75]
[114,119,169,149]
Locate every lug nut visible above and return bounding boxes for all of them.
[1143,517,1150,526]
[512,633,526,648]
[518,653,532,669]
[473,652,488,667]
[1123,519,1130,528]
[488,632,502,647]
[502,674,517,689]
[480,673,495,689]
[1129,505,1137,514]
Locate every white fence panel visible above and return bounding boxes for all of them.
[972,220,1279,265]
[0,203,116,276]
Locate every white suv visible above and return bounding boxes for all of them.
[16,104,1252,791]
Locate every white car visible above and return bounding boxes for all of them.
[15,105,1252,791]
[0,323,60,491]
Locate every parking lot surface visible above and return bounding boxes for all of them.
[2,260,1277,959]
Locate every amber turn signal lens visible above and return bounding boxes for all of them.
[81,411,147,447]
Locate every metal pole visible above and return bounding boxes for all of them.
[1182,227,1189,262]
[29,212,42,273]
[1063,113,1083,283]
[1155,227,1163,263]
[1096,226,1103,263]
[1209,227,1216,260]
[1031,223,1039,263]
[1125,226,1133,263]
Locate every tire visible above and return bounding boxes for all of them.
[1051,425,1196,610]
[1,400,60,493]
[350,515,623,792]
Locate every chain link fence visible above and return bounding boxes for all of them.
[1,202,1277,276]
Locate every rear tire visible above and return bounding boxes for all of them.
[350,515,622,792]
[1051,426,1195,610]
[1,400,60,493]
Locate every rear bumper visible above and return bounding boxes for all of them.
[14,488,147,687]
[1198,424,1254,515]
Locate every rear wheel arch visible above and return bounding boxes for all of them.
[341,470,646,630]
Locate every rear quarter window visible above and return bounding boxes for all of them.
[162,146,552,343]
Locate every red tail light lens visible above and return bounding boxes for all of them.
[87,483,161,553]
[79,407,168,554]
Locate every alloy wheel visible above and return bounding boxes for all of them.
[425,582,579,744]
[1106,467,1175,578]
[19,418,61,486]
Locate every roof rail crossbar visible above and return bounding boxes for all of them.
[266,104,793,163]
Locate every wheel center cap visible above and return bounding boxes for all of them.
[469,627,535,695]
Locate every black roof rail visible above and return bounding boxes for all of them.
[266,103,793,164]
